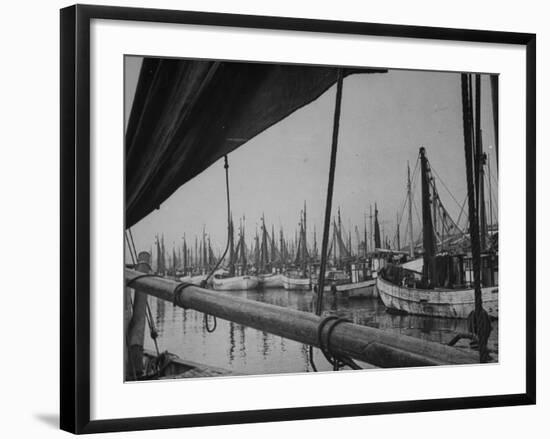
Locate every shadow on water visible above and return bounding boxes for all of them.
[142,287,498,376]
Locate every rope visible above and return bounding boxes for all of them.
[310,316,362,371]
[173,281,218,334]
[202,155,231,286]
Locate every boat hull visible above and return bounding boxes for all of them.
[212,275,260,291]
[281,275,311,291]
[258,273,284,289]
[326,279,378,298]
[376,276,498,319]
[179,274,208,286]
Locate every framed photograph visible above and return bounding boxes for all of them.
[60,4,536,434]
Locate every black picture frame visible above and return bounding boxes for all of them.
[60,4,536,434]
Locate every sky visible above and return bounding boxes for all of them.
[124,56,497,258]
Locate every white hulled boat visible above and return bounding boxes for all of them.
[258,273,284,288]
[377,147,499,319]
[282,271,311,291]
[212,274,260,291]
[376,275,498,319]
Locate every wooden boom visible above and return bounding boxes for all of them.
[125,268,478,368]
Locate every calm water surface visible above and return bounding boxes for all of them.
[143,287,499,376]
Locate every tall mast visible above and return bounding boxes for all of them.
[228,214,235,275]
[369,205,374,251]
[396,211,400,251]
[303,201,308,257]
[487,151,493,231]
[407,161,414,257]
[461,73,488,362]
[364,212,368,257]
[419,147,436,285]
[475,75,487,251]
[374,203,381,249]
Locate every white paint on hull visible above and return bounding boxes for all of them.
[376,276,498,319]
[281,275,311,291]
[212,275,260,291]
[258,273,284,288]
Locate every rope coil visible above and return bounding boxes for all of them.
[310,315,362,372]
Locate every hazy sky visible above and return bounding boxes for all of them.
[124,56,497,258]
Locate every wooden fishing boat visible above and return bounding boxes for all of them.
[212,274,260,291]
[376,275,498,319]
[315,270,377,298]
[282,271,311,291]
[377,147,499,319]
[258,272,284,288]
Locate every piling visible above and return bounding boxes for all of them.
[125,252,151,379]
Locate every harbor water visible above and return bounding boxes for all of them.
[143,287,499,376]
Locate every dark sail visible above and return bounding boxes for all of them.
[374,203,381,249]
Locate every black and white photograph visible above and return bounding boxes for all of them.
[124,56,499,381]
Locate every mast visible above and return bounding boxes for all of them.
[271,224,276,266]
[313,225,318,260]
[364,213,368,257]
[229,215,235,275]
[461,73,489,362]
[475,74,487,251]
[374,203,381,249]
[260,214,268,272]
[396,211,400,251]
[419,147,436,285]
[303,201,307,257]
[487,151,493,231]
[407,161,414,257]
[369,205,374,253]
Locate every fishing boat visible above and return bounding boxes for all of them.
[282,270,311,291]
[212,274,260,291]
[254,215,285,288]
[258,272,284,288]
[314,268,377,298]
[282,205,311,291]
[377,273,498,319]
[377,146,499,319]
[211,215,261,291]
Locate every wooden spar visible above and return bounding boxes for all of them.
[125,268,479,367]
[126,252,152,379]
[315,69,344,314]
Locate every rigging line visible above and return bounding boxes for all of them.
[430,163,464,212]
[203,155,231,285]
[393,157,420,246]
[483,172,499,225]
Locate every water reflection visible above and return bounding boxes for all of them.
[143,288,498,377]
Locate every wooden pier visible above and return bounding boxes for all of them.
[125,268,479,370]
